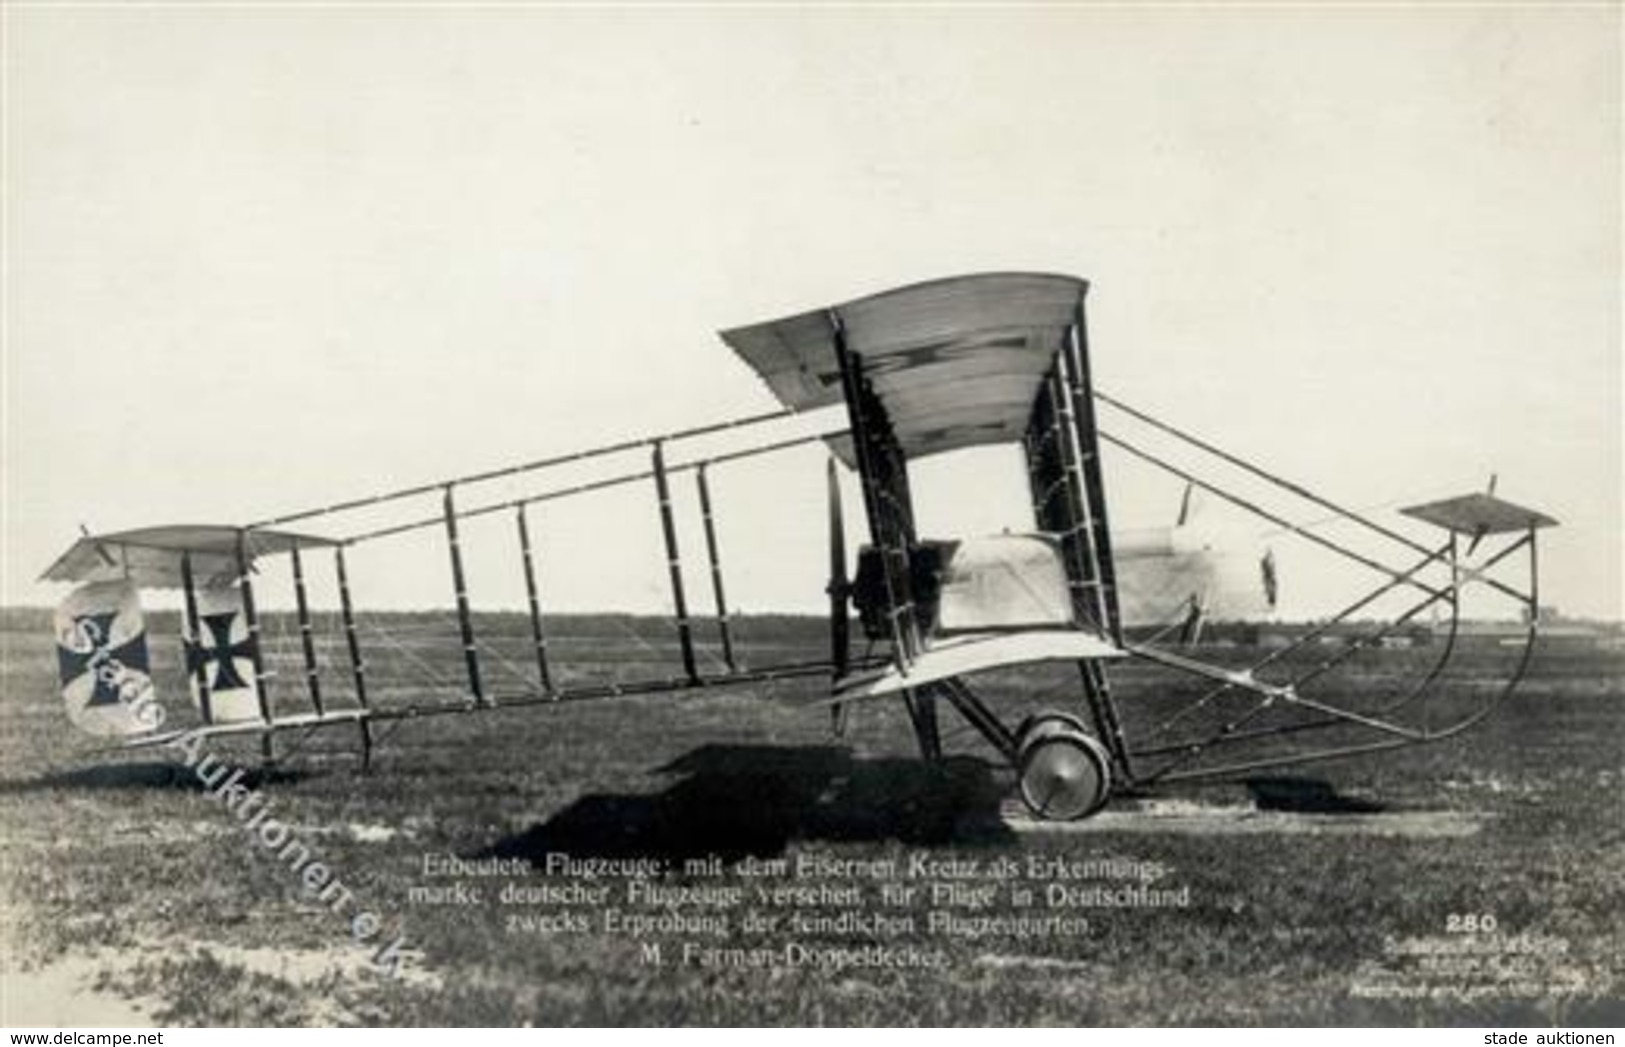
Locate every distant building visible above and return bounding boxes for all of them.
[1254,621,1435,650]
[1197,614,1620,653]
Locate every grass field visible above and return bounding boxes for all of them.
[2,610,1621,1026]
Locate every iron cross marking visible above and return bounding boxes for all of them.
[58,611,152,707]
[185,612,256,692]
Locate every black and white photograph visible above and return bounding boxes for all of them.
[2,1,1620,1029]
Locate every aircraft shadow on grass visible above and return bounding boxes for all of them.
[1242,775,1388,814]
[476,744,1018,865]
[0,761,312,794]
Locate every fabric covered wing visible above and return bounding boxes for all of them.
[721,272,1088,464]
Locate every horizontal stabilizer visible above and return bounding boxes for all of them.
[1400,493,1558,536]
[41,525,338,589]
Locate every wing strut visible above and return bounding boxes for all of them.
[442,486,486,707]
[333,545,374,768]
[695,465,737,673]
[652,441,701,685]
[515,505,555,696]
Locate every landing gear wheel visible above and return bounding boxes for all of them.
[1015,709,1091,741]
[1016,719,1111,821]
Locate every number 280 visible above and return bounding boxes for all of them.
[1446,913,1498,934]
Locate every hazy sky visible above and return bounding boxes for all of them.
[5,4,1619,621]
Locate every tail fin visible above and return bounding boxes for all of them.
[53,581,163,738]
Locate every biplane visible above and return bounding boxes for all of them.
[44,272,1556,820]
